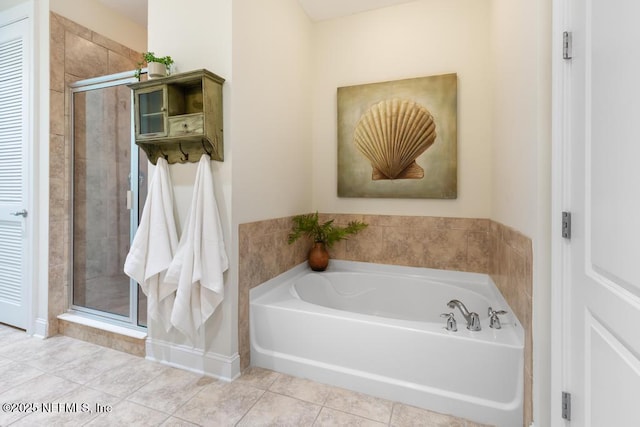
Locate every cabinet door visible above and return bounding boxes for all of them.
[136,86,167,138]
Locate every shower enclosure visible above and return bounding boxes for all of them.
[70,71,148,328]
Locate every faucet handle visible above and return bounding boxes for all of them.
[488,307,507,329]
[440,312,457,332]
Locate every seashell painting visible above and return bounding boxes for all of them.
[338,73,457,199]
[353,99,437,180]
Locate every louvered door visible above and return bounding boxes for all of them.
[0,16,29,329]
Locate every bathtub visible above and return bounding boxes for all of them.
[250,260,523,427]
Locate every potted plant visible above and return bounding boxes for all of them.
[135,52,174,80]
[288,212,368,271]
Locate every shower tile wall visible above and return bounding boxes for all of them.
[238,214,533,426]
[49,12,141,335]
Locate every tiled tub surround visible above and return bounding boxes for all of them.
[239,214,533,426]
[49,12,142,336]
[490,221,533,427]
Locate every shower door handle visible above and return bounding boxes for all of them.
[10,209,28,218]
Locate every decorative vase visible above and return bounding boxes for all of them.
[147,62,167,79]
[308,242,329,271]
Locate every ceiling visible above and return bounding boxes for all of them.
[98,0,147,27]
[96,0,419,27]
[297,0,418,21]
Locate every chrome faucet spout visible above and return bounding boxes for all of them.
[447,299,470,321]
[447,299,481,331]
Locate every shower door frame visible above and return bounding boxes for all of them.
[68,70,145,329]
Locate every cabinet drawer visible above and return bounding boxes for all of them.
[168,114,204,136]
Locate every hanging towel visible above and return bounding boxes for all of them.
[165,154,229,343]
[124,157,179,332]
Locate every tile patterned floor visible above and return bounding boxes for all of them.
[0,324,491,426]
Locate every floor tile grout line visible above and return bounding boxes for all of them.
[85,359,170,399]
[259,384,394,426]
[388,401,397,426]
[264,388,326,407]
[164,376,229,421]
[263,372,396,424]
[232,387,266,426]
[46,345,134,382]
[0,326,487,426]
[123,380,206,416]
[0,371,56,400]
[310,402,323,426]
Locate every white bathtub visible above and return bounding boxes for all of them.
[250,260,523,427]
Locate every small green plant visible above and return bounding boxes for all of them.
[135,51,174,80]
[288,212,368,248]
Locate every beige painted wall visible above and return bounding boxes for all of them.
[146,0,236,361]
[50,0,146,53]
[231,0,313,225]
[490,0,552,425]
[311,0,493,218]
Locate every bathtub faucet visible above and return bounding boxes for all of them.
[447,300,481,331]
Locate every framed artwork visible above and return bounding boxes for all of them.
[337,73,457,199]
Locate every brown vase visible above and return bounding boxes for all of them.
[308,242,329,271]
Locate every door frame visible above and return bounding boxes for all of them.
[551,0,572,425]
[0,1,36,334]
[67,71,146,330]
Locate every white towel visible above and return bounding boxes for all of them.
[165,154,229,343]
[124,157,178,332]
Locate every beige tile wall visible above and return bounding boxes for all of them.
[238,217,310,370]
[238,213,532,426]
[58,319,145,357]
[489,221,533,427]
[48,12,141,335]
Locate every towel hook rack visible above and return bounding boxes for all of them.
[201,140,212,157]
[179,143,189,162]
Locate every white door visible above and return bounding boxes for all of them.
[562,0,640,425]
[0,13,30,329]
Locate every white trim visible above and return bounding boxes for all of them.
[32,317,48,338]
[23,0,36,337]
[57,313,147,340]
[68,72,143,328]
[146,338,241,382]
[33,0,50,338]
[551,0,571,426]
[0,0,36,333]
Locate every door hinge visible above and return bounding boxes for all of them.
[562,391,572,420]
[563,31,572,60]
[562,211,571,239]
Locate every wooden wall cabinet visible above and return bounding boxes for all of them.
[129,69,224,164]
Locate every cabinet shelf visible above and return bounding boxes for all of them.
[129,69,224,165]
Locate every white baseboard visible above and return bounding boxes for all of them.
[31,317,48,338]
[145,337,240,382]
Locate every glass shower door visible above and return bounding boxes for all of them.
[71,73,147,328]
